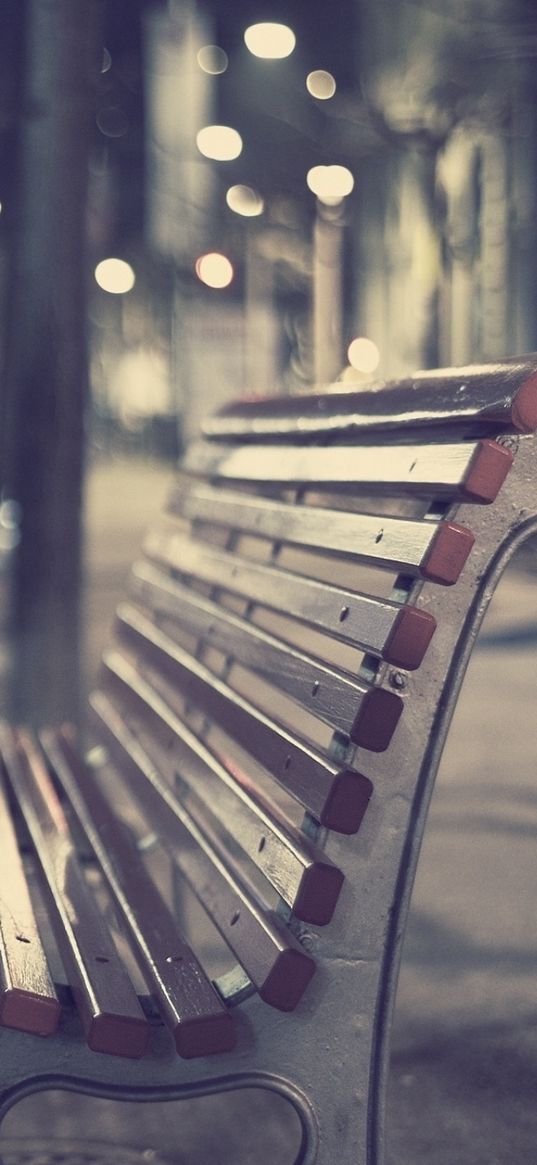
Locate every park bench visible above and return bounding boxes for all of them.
[0,355,537,1164]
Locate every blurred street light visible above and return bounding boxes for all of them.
[196,124,242,161]
[226,184,264,217]
[306,70,336,100]
[244,23,296,60]
[195,252,234,288]
[307,164,354,205]
[197,44,228,75]
[95,258,136,294]
[347,336,380,373]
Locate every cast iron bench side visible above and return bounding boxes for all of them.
[0,357,536,1165]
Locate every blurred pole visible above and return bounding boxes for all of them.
[438,129,480,366]
[313,200,345,384]
[1,0,102,726]
[244,225,278,395]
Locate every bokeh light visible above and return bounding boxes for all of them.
[196,125,243,161]
[195,253,234,289]
[306,70,336,100]
[96,106,129,138]
[94,258,136,294]
[307,164,354,205]
[347,337,380,374]
[197,45,228,75]
[226,184,264,217]
[244,23,296,59]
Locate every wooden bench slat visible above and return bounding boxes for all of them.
[170,483,475,586]
[0,755,60,1037]
[90,688,344,925]
[203,357,537,438]
[131,562,392,739]
[120,589,403,757]
[41,728,236,1059]
[144,528,436,669]
[117,597,402,756]
[0,726,150,1059]
[182,437,513,504]
[82,712,316,1011]
[103,648,373,834]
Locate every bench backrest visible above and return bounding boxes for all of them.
[1,356,537,1163]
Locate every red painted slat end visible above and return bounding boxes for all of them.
[421,522,475,585]
[293,862,345,926]
[0,989,61,1037]
[174,1011,236,1059]
[320,770,373,834]
[512,371,537,433]
[384,607,436,670]
[260,947,315,1012]
[87,1012,151,1059]
[462,439,514,504]
[351,688,403,752]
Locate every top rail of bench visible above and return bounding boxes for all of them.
[202,356,537,440]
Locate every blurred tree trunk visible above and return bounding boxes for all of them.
[2,0,102,726]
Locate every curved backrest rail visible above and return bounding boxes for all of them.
[366,492,537,1164]
[204,356,537,438]
[142,529,436,669]
[89,686,344,925]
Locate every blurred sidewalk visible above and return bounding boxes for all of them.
[82,452,175,699]
[1,452,536,1163]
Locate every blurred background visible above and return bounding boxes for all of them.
[0,5,536,1162]
[1,0,537,721]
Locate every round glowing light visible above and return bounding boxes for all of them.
[244,23,296,60]
[306,164,354,205]
[96,105,129,138]
[101,47,112,73]
[196,125,242,161]
[195,253,234,289]
[94,258,136,295]
[306,70,336,100]
[197,45,228,75]
[347,337,380,374]
[226,184,264,217]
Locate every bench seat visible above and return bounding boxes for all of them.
[0,356,537,1164]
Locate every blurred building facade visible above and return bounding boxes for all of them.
[83,0,537,439]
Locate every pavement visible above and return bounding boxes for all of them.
[2,451,537,1164]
